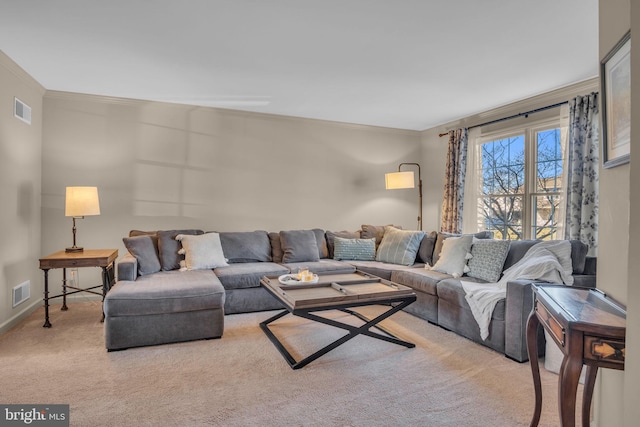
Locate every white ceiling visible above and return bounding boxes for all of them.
[0,1,599,131]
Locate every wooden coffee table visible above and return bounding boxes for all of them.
[260,271,416,369]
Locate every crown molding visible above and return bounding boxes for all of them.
[431,77,600,133]
[0,50,46,95]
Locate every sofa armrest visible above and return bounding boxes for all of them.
[117,254,138,282]
[583,256,597,275]
[504,279,545,362]
[572,274,596,289]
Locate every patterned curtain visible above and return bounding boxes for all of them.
[441,128,468,233]
[564,93,599,256]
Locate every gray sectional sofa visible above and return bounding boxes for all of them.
[105,225,596,362]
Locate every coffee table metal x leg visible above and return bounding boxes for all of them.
[260,299,415,369]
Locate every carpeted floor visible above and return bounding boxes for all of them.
[0,302,580,426]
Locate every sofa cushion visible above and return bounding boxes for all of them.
[214,262,289,290]
[333,237,376,261]
[311,229,329,259]
[326,230,361,259]
[416,231,438,265]
[390,269,450,296]
[123,235,161,276]
[467,239,511,282]
[433,231,493,265]
[437,278,505,321]
[376,227,425,266]
[280,230,320,263]
[569,240,588,274]
[219,231,272,263]
[502,240,540,270]
[176,232,229,270]
[104,270,225,317]
[157,229,204,271]
[430,235,473,277]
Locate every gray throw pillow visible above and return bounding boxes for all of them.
[416,230,438,265]
[218,231,272,263]
[157,229,204,271]
[333,237,376,261]
[123,235,161,276]
[375,227,425,266]
[467,239,511,282]
[280,230,320,263]
[311,228,329,259]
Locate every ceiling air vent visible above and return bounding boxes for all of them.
[14,97,32,125]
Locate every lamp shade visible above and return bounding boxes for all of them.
[385,171,415,190]
[65,187,101,217]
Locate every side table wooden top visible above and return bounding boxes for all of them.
[39,249,119,269]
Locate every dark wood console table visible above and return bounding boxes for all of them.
[39,249,118,327]
[526,285,626,427]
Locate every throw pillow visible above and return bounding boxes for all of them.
[279,230,320,263]
[218,231,272,263]
[333,237,376,261]
[375,227,425,266]
[175,232,229,270]
[326,230,361,259]
[416,230,438,265]
[157,229,204,271]
[269,232,284,263]
[311,228,329,259]
[122,235,161,276]
[430,235,474,277]
[432,230,493,265]
[467,239,511,282]
[361,224,401,247]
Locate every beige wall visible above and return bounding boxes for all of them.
[40,92,423,294]
[625,1,640,425]
[598,0,633,426]
[0,51,45,331]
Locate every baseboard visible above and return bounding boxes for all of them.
[0,294,104,335]
[0,300,41,334]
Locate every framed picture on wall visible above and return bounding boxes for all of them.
[601,30,631,169]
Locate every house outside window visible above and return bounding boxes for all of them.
[473,119,564,240]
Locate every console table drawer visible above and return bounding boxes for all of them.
[536,301,565,347]
[584,336,625,366]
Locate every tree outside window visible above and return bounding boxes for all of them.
[477,125,563,240]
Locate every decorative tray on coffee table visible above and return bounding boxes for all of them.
[278,274,319,285]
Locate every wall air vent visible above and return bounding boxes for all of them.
[12,281,30,307]
[14,97,32,125]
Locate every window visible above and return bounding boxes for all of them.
[474,121,564,240]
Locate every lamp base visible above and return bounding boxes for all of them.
[65,246,84,253]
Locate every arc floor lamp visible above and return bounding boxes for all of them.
[385,163,423,230]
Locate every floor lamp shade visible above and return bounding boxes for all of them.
[385,171,415,190]
[65,187,100,252]
[385,163,423,230]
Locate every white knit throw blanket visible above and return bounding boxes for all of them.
[461,240,574,340]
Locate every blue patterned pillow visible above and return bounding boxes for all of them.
[375,227,425,266]
[333,237,376,261]
[467,239,511,282]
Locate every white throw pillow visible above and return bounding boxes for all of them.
[430,235,473,277]
[176,233,229,270]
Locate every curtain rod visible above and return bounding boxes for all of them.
[438,101,568,137]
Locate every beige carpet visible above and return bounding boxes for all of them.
[0,301,580,426]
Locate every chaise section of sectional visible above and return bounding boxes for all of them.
[104,267,225,350]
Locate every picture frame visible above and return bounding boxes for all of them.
[601,31,631,168]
